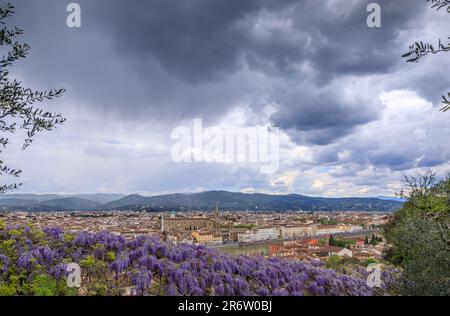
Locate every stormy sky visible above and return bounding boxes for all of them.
[3,0,450,197]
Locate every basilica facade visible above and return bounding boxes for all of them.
[161,203,221,233]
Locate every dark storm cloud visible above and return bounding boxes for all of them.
[270,85,380,145]
[244,0,425,79]
[87,0,299,82]
[81,0,427,84]
[368,152,416,171]
[11,0,272,123]
[261,0,427,145]
[8,0,435,143]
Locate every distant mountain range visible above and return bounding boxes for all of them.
[375,196,407,202]
[0,191,403,212]
[0,193,125,204]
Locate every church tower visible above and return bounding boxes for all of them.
[213,202,220,231]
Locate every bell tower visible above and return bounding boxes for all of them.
[213,202,220,231]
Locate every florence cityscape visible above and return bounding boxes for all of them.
[0,0,449,304]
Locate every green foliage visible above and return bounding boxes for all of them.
[107,251,116,261]
[80,255,96,268]
[388,213,449,296]
[79,254,111,296]
[0,283,15,296]
[30,274,58,296]
[441,92,450,112]
[0,222,77,296]
[428,0,450,11]
[396,172,450,218]
[326,255,341,268]
[319,218,338,225]
[340,257,362,266]
[402,0,450,112]
[366,258,379,265]
[328,235,335,245]
[26,274,77,296]
[329,235,355,249]
[63,234,75,243]
[0,2,65,193]
[385,172,450,296]
[365,234,383,246]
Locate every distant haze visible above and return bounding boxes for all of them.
[0,191,403,212]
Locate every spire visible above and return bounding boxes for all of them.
[214,201,219,219]
[213,202,220,231]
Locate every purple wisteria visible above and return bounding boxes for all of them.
[0,223,400,296]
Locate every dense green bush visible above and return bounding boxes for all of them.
[384,173,450,296]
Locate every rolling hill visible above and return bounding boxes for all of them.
[0,191,403,212]
[102,191,403,212]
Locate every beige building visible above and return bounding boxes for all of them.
[280,225,317,239]
[161,203,221,233]
[162,217,216,232]
[192,231,223,245]
[316,224,352,235]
